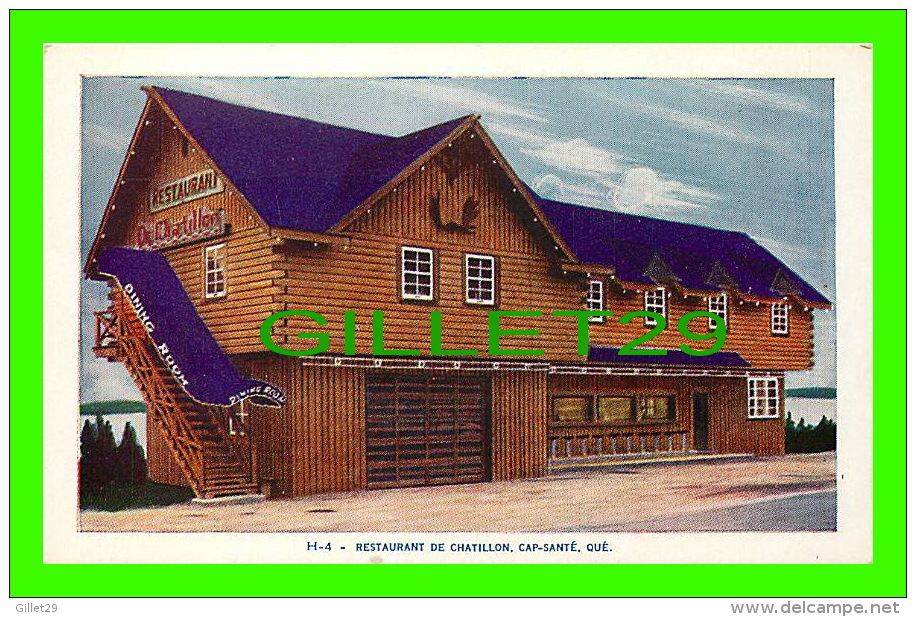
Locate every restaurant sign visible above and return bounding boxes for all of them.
[136,206,228,250]
[150,169,224,212]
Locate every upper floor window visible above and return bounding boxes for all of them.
[747,377,780,418]
[204,243,226,299]
[401,246,434,301]
[465,253,495,305]
[771,302,789,334]
[644,287,666,327]
[708,293,728,330]
[586,279,604,322]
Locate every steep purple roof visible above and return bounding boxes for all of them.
[154,88,828,306]
[534,196,830,305]
[155,87,469,232]
[588,346,750,368]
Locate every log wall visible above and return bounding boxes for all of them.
[586,286,815,370]
[549,374,784,455]
[491,371,548,480]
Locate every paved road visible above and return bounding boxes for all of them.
[81,453,837,533]
[567,490,837,532]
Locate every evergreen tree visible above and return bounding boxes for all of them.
[96,415,118,489]
[79,418,99,495]
[116,422,148,485]
[785,412,797,452]
[785,412,836,453]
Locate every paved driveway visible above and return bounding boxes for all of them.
[80,452,836,533]
[565,489,836,532]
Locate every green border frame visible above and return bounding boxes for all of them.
[11,9,905,598]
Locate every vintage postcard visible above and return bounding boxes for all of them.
[44,43,872,565]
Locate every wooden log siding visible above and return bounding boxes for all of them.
[345,129,550,257]
[274,237,585,359]
[146,411,192,487]
[241,358,548,496]
[585,286,815,370]
[116,104,262,246]
[549,374,784,456]
[244,357,367,496]
[159,229,283,354]
[491,371,548,480]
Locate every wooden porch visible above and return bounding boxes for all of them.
[548,424,690,459]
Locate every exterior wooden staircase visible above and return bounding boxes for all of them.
[94,284,260,499]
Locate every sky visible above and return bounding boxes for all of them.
[80,76,836,401]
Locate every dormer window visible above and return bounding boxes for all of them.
[708,292,728,330]
[401,247,434,301]
[644,287,666,327]
[771,302,789,334]
[586,280,604,322]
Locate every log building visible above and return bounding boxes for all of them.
[85,87,831,498]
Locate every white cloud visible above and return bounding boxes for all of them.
[612,167,717,214]
[188,79,287,114]
[532,173,606,205]
[83,123,131,152]
[378,80,548,122]
[522,137,627,177]
[695,80,817,115]
[751,235,811,261]
[484,120,551,148]
[599,93,788,154]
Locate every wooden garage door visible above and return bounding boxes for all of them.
[366,374,490,489]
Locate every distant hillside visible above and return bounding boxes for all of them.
[786,387,836,399]
[80,399,147,416]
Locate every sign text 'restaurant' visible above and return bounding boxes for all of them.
[150,169,223,212]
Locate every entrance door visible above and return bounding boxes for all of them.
[692,393,710,451]
[365,374,490,489]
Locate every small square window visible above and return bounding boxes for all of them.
[637,396,675,420]
[771,302,789,334]
[465,254,496,305]
[401,247,434,300]
[748,377,780,418]
[597,396,633,421]
[551,396,591,422]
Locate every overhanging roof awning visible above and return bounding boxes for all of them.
[587,346,751,368]
[96,247,285,407]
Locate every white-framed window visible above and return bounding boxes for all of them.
[644,287,666,327]
[204,243,227,299]
[401,246,434,300]
[708,292,728,330]
[747,377,780,418]
[771,302,789,334]
[465,253,495,305]
[586,279,604,322]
